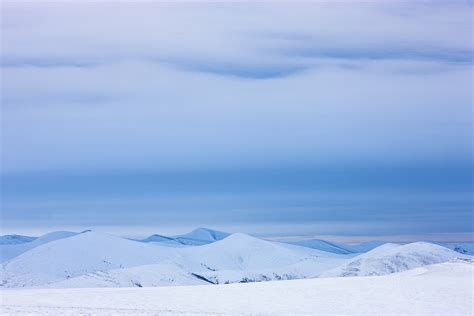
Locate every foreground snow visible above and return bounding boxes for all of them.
[1,260,472,315]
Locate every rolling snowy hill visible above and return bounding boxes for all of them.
[319,241,467,277]
[0,231,78,263]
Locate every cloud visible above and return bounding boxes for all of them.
[279,45,473,63]
[1,1,472,236]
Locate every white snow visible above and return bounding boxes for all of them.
[1,260,472,315]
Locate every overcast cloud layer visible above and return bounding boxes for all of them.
[1,1,472,238]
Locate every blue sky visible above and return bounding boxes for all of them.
[1,1,472,239]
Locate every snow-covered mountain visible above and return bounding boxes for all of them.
[172,227,230,246]
[434,242,474,255]
[318,242,467,277]
[0,231,78,263]
[180,233,347,284]
[183,233,342,271]
[138,234,185,247]
[1,231,180,287]
[138,228,230,246]
[0,235,37,245]
[15,233,344,288]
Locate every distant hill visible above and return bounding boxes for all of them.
[138,227,230,246]
[0,235,37,245]
[280,239,387,254]
[0,231,78,263]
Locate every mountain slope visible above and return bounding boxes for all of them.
[318,242,467,277]
[0,231,78,263]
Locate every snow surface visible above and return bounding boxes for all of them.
[0,231,78,263]
[319,241,468,277]
[1,260,472,315]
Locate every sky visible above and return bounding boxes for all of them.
[0,1,473,240]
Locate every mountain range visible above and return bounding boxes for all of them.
[1,228,471,288]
